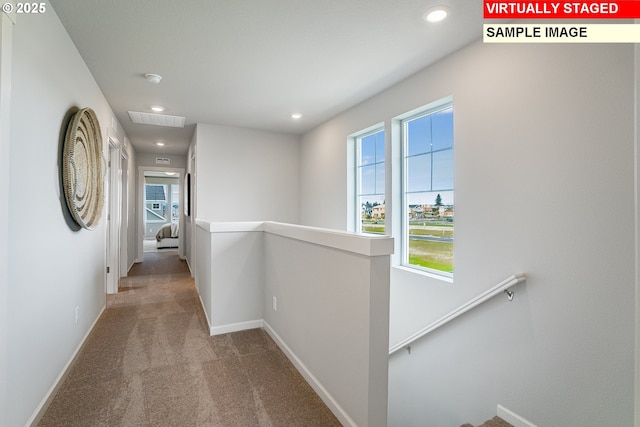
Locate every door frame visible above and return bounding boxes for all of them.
[106,137,123,294]
[136,166,186,263]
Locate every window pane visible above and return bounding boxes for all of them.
[171,184,180,222]
[431,107,453,151]
[360,134,376,166]
[375,163,385,194]
[406,191,454,273]
[407,116,431,156]
[403,101,454,275]
[360,195,385,234]
[432,149,454,190]
[355,128,385,234]
[375,131,385,163]
[407,154,431,193]
[359,164,376,194]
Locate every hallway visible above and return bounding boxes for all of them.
[37,252,341,427]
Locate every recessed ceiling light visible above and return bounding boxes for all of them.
[145,73,162,84]
[156,142,165,146]
[424,7,448,23]
[165,172,176,176]
[291,113,303,119]
[151,105,165,112]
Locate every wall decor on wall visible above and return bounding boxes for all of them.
[62,107,104,230]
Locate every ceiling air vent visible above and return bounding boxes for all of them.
[128,111,186,128]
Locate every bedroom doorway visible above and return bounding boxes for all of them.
[137,166,185,262]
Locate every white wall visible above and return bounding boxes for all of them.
[194,220,393,427]
[5,4,132,425]
[0,10,14,427]
[195,221,264,334]
[193,123,300,223]
[263,224,392,427]
[300,41,636,426]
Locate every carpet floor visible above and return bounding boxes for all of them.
[38,252,341,427]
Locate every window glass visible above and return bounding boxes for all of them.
[356,129,385,234]
[403,104,454,275]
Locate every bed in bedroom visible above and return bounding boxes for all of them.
[155,223,179,249]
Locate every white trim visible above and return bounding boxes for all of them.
[197,294,212,332]
[350,124,385,235]
[392,265,453,284]
[264,221,393,257]
[210,319,263,336]
[263,321,358,427]
[398,96,454,276]
[137,166,186,263]
[497,404,538,427]
[194,220,394,257]
[106,138,122,295]
[26,306,106,427]
[195,219,264,233]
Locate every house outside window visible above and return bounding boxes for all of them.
[145,184,167,221]
[355,128,385,234]
[402,103,454,275]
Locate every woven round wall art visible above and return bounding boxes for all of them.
[62,107,104,230]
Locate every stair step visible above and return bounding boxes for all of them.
[461,416,514,427]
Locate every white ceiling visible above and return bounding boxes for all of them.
[50,0,484,156]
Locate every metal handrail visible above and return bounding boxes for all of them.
[389,273,527,355]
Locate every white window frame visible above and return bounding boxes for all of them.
[354,126,385,235]
[401,99,454,278]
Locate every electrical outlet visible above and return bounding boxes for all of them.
[75,306,79,324]
[272,296,277,311]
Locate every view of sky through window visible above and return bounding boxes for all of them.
[357,129,385,234]
[404,105,454,274]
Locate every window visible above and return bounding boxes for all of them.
[402,104,454,275]
[171,184,180,222]
[145,184,167,220]
[356,128,385,234]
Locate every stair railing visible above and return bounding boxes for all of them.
[389,273,527,355]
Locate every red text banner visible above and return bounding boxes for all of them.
[484,1,640,19]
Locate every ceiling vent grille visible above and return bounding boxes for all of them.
[128,111,186,128]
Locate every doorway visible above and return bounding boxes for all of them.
[143,171,181,253]
[106,138,127,294]
[136,166,186,263]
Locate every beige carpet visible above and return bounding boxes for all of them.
[38,253,341,427]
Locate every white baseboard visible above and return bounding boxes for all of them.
[497,404,538,427]
[192,283,262,336]
[263,321,357,427]
[26,305,106,427]
[185,257,193,277]
[210,319,263,336]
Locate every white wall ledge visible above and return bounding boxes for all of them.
[195,219,264,233]
[195,219,394,257]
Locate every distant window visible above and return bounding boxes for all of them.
[355,128,385,234]
[402,103,454,275]
[171,184,180,222]
[145,185,167,222]
[145,185,166,201]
